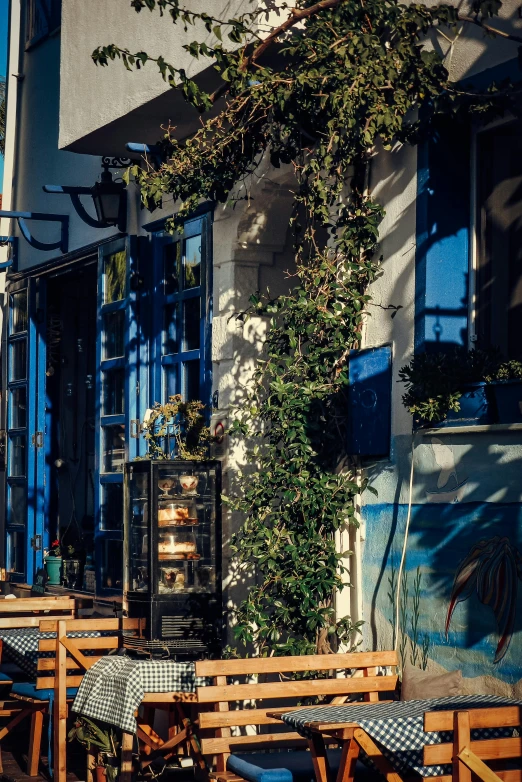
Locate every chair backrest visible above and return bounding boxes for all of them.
[0,597,76,628]
[36,616,143,690]
[195,650,399,767]
[423,706,522,782]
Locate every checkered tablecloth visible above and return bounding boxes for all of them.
[281,694,521,777]
[0,628,105,680]
[72,655,207,734]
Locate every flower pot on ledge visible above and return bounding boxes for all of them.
[438,382,492,427]
[44,556,62,586]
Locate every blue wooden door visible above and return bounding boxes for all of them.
[94,237,141,597]
[5,278,46,582]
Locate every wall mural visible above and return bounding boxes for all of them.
[446,536,522,663]
[362,432,522,683]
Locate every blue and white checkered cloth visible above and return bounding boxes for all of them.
[281,694,521,777]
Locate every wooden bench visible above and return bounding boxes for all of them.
[195,651,399,782]
[423,705,522,782]
[0,597,76,627]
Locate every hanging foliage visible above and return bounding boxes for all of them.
[94,0,522,655]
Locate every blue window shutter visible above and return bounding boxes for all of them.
[347,345,392,457]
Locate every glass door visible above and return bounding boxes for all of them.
[95,237,140,596]
[5,278,46,582]
[151,212,212,408]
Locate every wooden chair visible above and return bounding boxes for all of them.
[194,650,399,782]
[4,616,139,780]
[423,705,522,782]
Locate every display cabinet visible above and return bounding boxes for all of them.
[123,460,222,657]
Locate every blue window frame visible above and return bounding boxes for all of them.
[150,211,213,409]
[94,237,141,597]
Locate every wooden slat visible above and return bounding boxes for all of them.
[39,636,120,652]
[425,707,522,732]
[60,635,96,671]
[197,675,398,703]
[36,674,84,689]
[39,617,141,632]
[0,615,70,629]
[200,704,340,729]
[0,597,74,612]
[195,651,398,677]
[454,710,472,782]
[38,656,104,671]
[424,738,522,765]
[54,619,68,782]
[458,748,504,782]
[200,732,308,754]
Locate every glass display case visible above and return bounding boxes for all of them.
[123,460,222,657]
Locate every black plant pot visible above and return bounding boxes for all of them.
[489,379,522,424]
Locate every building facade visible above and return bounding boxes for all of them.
[2,0,522,690]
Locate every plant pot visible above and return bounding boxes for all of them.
[95,766,107,782]
[490,379,522,424]
[439,382,492,427]
[44,556,62,585]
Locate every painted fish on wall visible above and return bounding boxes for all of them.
[446,536,522,663]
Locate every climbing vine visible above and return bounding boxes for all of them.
[95,0,521,655]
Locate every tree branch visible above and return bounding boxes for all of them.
[458,13,522,44]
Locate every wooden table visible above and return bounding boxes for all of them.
[268,707,402,782]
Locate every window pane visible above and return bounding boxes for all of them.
[8,435,26,477]
[183,298,200,351]
[101,483,123,530]
[99,538,123,590]
[10,386,27,430]
[7,529,25,575]
[10,340,26,381]
[163,242,180,296]
[103,310,125,359]
[104,250,126,304]
[163,303,178,355]
[164,365,178,399]
[103,369,125,415]
[11,290,28,333]
[183,361,200,402]
[183,235,201,289]
[9,484,26,526]
[102,425,125,473]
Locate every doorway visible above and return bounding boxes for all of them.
[45,263,97,591]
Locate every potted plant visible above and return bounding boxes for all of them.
[140,395,214,460]
[399,349,500,428]
[44,539,62,586]
[488,360,522,424]
[68,716,121,782]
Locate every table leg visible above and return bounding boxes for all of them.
[336,738,360,782]
[353,728,405,782]
[120,731,134,782]
[309,733,333,782]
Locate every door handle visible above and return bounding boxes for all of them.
[130,420,141,439]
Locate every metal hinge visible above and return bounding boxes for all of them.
[130,420,141,439]
[31,535,42,552]
[31,432,43,448]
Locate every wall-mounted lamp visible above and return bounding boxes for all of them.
[44,157,129,233]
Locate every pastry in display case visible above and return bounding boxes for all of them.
[123,460,222,657]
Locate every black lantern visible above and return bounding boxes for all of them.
[91,169,126,227]
[43,156,129,233]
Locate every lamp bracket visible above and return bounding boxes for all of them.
[102,156,131,171]
[43,185,108,229]
[0,211,68,254]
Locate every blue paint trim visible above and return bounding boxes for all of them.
[0,211,69,254]
[415,119,471,353]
